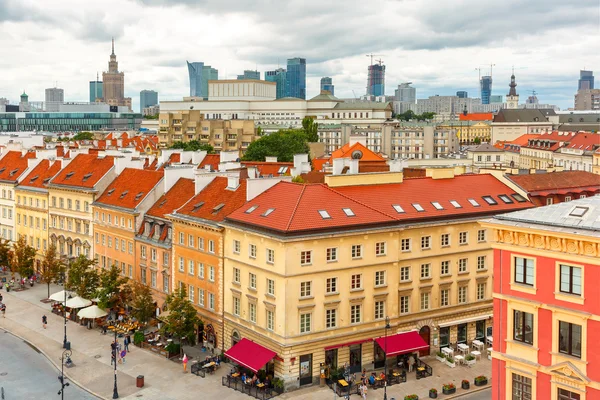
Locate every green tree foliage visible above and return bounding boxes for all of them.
[0,238,12,274]
[242,129,310,162]
[395,110,436,121]
[39,244,65,298]
[473,137,482,144]
[169,140,214,153]
[292,175,305,183]
[130,281,156,324]
[73,132,94,140]
[11,236,36,278]
[65,255,100,299]
[302,116,319,142]
[256,126,264,136]
[97,264,129,310]
[143,114,159,120]
[160,286,201,346]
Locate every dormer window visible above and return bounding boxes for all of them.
[65,171,74,179]
[119,190,129,199]
[134,192,144,201]
[145,222,151,236]
[107,188,115,196]
[82,173,92,182]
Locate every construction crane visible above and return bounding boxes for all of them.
[475,64,495,80]
[375,58,384,66]
[366,54,385,65]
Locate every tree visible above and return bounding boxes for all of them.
[160,286,201,346]
[168,140,214,153]
[130,281,155,324]
[420,112,436,121]
[302,116,319,142]
[97,264,128,310]
[143,114,159,120]
[292,175,305,183]
[73,131,94,140]
[39,244,65,298]
[0,238,12,274]
[242,129,310,162]
[397,110,415,121]
[65,255,100,299]
[256,126,264,137]
[11,236,36,278]
[473,137,482,144]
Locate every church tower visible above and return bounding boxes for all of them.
[506,71,519,109]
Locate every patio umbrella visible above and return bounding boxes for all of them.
[48,290,75,302]
[65,296,92,309]
[77,305,108,319]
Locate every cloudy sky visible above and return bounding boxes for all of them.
[1,0,598,112]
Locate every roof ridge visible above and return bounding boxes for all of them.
[321,183,398,220]
[285,183,306,231]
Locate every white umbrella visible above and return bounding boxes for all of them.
[48,290,75,302]
[65,296,92,309]
[77,305,108,319]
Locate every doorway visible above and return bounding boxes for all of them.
[299,354,313,386]
[419,326,431,357]
[349,344,362,373]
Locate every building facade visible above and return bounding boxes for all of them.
[89,80,103,103]
[367,63,385,97]
[574,89,600,111]
[237,70,260,80]
[578,70,594,90]
[265,69,287,100]
[481,197,600,400]
[102,39,132,111]
[286,58,306,100]
[320,77,334,96]
[395,83,416,103]
[140,90,158,112]
[480,76,492,104]
[45,87,64,112]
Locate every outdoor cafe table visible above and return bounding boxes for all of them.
[338,379,349,387]
[457,343,469,355]
[472,340,484,352]
[203,362,216,368]
[374,377,385,388]
[442,347,454,358]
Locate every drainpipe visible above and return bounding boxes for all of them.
[496,248,503,400]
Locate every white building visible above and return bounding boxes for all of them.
[45,87,64,112]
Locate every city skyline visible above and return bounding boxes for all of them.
[0,0,598,111]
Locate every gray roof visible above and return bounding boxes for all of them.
[334,101,392,110]
[468,143,502,152]
[493,109,553,123]
[308,93,342,102]
[557,124,599,132]
[558,113,600,124]
[493,196,600,236]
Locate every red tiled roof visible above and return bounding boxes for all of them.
[226,174,533,234]
[505,134,541,147]
[96,168,164,209]
[146,178,195,218]
[198,154,220,171]
[562,132,600,151]
[0,151,36,183]
[176,177,248,222]
[300,171,329,183]
[330,142,385,162]
[508,171,600,192]
[312,157,329,172]
[459,113,493,121]
[19,159,62,189]
[241,161,293,177]
[50,154,115,188]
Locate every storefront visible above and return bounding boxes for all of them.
[437,314,492,349]
[224,337,277,375]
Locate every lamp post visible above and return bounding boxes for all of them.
[384,316,390,400]
[62,270,72,350]
[58,349,71,399]
[113,328,119,399]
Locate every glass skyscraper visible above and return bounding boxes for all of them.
[480,76,492,104]
[237,70,260,80]
[187,61,218,99]
[578,70,594,90]
[285,58,306,99]
[320,77,334,95]
[367,64,385,97]
[89,80,103,103]
[456,91,468,98]
[265,68,287,99]
[140,90,159,111]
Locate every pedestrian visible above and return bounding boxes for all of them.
[124,334,131,352]
[120,349,127,364]
[42,314,47,329]
[408,355,415,372]
[1,303,5,317]
[360,382,367,399]
[182,353,188,373]
[0,292,3,301]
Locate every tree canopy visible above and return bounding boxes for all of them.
[11,236,36,278]
[160,286,201,346]
[302,116,319,142]
[65,255,99,299]
[72,132,94,140]
[0,238,12,273]
[97,264,129,310]
[169,140,214,153]
[130,281,156,324]
[395,110,436,122]
[39,244,65,298]
[242,129,310,162]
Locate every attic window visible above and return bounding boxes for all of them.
[119,190,129,199]
[9,168,19,176]
[192,202,204,211]
[569,206,589,217]
[412,203,425,212]
[468,198,480,207]
[318,210,332,219]
[107,188,115,196]
[159,199,167,207]
[511,193,527,203]
[245,205,258,214]
[0,168,5,173]
[450,200,462,208]
[482,196,498,205]
[498,194,513,204]
[212,203,225,214]
[134,192,144,201]
[431,202,444,210]
[29,175,39,183]
[342,208,356,217]
[43,178,51,184]
[82,173,93,182]
[277,166,288,174]
[392,204,405,213]
[261,208,275,217]
[65,171,74,179]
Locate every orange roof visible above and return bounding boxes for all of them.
[563,132,600,151]
[96,168,164,210]
[0,151,36,183]
[330,142,385,162]
[312,157,329,172]
[199,154,220,171]
[50,154,115,188]
[508,171,600,192]
[241,161,293,177]
[226,174,533,234]
[19,159,62,189]
[459,113,493,121]
[507,134,542,146]
[146,178,195,218]
[176,177,248,222]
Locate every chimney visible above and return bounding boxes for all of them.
[246,177,292,201]
[265,156,278,163]
[349,135,367,147]
[227,175,240,190]
[332,158,358,175]
[387,159,404,172]
[164,165,195,193]
[195,173,217,194]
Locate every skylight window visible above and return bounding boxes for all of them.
[107,188,115,195]
[482,196,498,205]
[120,190,129,199]
[43,178,51,184]
[392,204,405,213]
[412,203,425,212]
[277,166,288,174]
[450,200,462,208]
[498,194,513,204]
[245,205,258,214]
[261,208,275,217]
[29,175,39,183]
[431,202,444,210]
[342,208,356,217]
[134,192,144,201]
[318,210,332,219]
[82,173,93,182]
[192,201,204,211]
[0,168,5,173]
[468,198,480,207]
[511,193,527,203]
[159,199,167,207]
[569,206,589,217]
[65,171,74,179]
[212,203,225,213]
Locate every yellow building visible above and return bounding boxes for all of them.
[15,159,62,266]
[221,169,533,389]
[593,148,600,175]
[47,154,117,259]
[438,121,491,144]
[158,111,258,152]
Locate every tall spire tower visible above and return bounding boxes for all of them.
[102,37,131,110]
[506,68,519,109]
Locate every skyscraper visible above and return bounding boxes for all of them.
[140,90,158,112]
[102,38,131,110]
[45,87,64,112]
[456,91,468,99]
[480,75,492,104]
[578,70,594,90]
[237,70,260,80]
[265,68,287,99]
[285,58,306,99]
[320,77,334,95]
[187,61,218,99]
[367,62,385,96]
[89,77,103,103]
[395,83,416,103]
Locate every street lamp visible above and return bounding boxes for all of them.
[58,349,71,400]
[112,328,119,399]
[384,316,391,400]
[63,269,72,350]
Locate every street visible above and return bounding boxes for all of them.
[0,329,97,400]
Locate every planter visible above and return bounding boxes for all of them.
[466,359,476,367]
[436,355,445,363]
[462,381,470,389]
[474,379,488,387]
[429,391,438,398]
[445,360,456,368]
[442,387,456,395]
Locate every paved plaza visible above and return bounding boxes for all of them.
[0,281,491,400]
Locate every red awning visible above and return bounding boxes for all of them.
[224,338,277,372]
[374,331,429,357]
[324,338,373,351]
